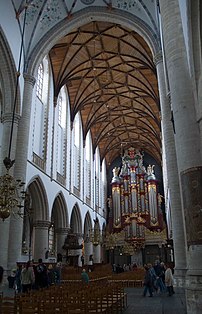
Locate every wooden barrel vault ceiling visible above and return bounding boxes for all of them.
[49,21,161,167]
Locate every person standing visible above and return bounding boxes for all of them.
[0,266,4,284]
[165,263,175,296]
[81,269,89,284]
[21,261,35,293]
[54,262,62,285]
[35,258,48,289]
[15,264,22,293]
[0,265,4,293]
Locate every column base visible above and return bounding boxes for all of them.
[174,268,187,287]
[185,271,202,314]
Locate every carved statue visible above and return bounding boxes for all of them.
[112,167,120,177]
[147,164,154,176]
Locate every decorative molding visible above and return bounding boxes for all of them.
[57,172,66,186]
[33,152,46,171]
[153,51,163,66]
[81,0,95,4]
[2,113,21,124]
[55,227,70,234]
[34,220,51,228]
[23,73,36,86]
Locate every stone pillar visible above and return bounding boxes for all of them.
[93,244,101,264]
[159,1,202,312]
[55,228,69,257]
[14,73,36,178]
[7,74,36,270]
[33,220,50,262]
[0,113,20,270]
[84,238,93,265]
[77,235,84,268]
[154,51,187,286]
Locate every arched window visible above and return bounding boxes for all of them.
[36,63,44,100]
[101,159,107,217]
[56,87,67,183]
[73,113,81,194]
[85,131,92,203]
[32,57,49,170]
[94,147,100,212]
[0,89,3,148]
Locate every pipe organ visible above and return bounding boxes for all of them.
[110,147,164,246]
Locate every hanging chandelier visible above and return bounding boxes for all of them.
[0,3,28,221]
[90,217,101,246]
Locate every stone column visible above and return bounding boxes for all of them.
[14,73,36,178]
[55,228,69,257]
[77,235,84,267]
[84,237,93,265]
[33,220,50,262]
[7,74,36,270]
[0,113,21,270]
[154,51,187,286]
[159,1,202,312]
[93,244,101,264]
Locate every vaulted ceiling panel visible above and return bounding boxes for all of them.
[49,21,161,166]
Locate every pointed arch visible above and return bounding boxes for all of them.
[70,203,82,234]
[51,192,69,229]
[28,8,160,77]
[84,211,93,240]
[26,176,49,221]
[0,26,20,114]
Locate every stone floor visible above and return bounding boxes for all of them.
[124,287,187,314]
[1,283,187,314]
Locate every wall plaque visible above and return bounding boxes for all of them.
[181,167,202,246]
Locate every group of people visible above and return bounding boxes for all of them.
[143,261,175,297]
[6,259,62,293]
[112,262,138,274]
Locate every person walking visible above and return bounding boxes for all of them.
[143,265,153,297]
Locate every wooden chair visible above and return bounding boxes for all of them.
[0,296,16,314]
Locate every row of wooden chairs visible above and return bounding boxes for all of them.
[0,280,127,314]
[108,279,143,287]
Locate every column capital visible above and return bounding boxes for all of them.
[153,51,163,66]
[55,227,70,234]
[2,112,21,124]
[33,220,51,228]
[23,73,36,86]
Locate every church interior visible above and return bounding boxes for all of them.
[0,1,202,313]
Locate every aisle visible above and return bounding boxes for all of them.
[124,287,187,314]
